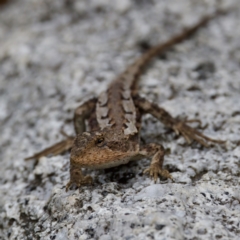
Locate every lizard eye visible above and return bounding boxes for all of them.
[96,137,104,146]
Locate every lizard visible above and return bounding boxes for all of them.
[25,9,227,191]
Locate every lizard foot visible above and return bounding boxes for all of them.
[144,164,173,183]
[65,168,93,192]
[173,121,224,147]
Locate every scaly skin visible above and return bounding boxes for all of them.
[26,9,227,191]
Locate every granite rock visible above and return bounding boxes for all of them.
[0,0,239,239]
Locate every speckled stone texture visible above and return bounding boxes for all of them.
[0,0,239,239]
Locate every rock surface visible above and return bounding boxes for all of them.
[0,0,239,239]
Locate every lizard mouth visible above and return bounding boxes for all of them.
[71,149,134,170]
[82,155,133,169]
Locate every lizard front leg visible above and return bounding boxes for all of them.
[140,143,172,182]
[65,98,98,191]
[134,95,224,147]
[65,165,93,192]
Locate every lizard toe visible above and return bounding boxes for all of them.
[144,165,172,183]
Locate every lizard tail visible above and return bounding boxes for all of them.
[127,8,230,92]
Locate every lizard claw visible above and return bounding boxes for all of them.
[144,164,173,183]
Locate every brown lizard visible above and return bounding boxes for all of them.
[26,9,227,191]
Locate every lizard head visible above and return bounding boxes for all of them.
[70,128,135,169]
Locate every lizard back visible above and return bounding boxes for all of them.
[95,9,225,136]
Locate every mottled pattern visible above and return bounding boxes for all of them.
[1,0,239,239]
[96,91,113,129]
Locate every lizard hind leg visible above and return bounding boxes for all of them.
[172,121,225,147]
[74,98,97,134]
[25,135,75,161]
[134,95,225,147]
[140,143,173,183]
